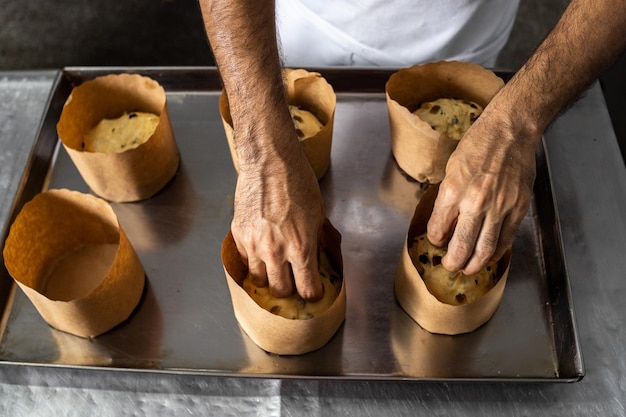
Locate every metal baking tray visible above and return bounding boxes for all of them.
[0,67,584,382]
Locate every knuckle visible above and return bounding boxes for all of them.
[442,256,462,273]
[464,184,489,214]
[427,227,447,245]
[427,218,449,244]
[438,182,462,204]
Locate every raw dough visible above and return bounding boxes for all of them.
[289,105,324,141]
[409,233,497,305]
[84,111,159,153]
[243,250,341,319]
[413,98,482,140]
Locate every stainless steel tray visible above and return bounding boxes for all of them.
[0,67,584,382]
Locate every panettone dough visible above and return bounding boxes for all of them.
[409,233,497,305]
[242,250,341,319]
[84,112,159,153]
[289,105,324,141]
[413,98,482,140]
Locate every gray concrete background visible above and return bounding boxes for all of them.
[0,0,624,159]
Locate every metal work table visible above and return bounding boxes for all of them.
[0,69,624,416]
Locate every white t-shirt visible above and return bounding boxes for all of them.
[276,0,519,67]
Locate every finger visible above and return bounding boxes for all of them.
[427,185,460,247]
[442,211,484,272]
[462,217,502,275]
[286,222,324,301]
[247,256,269,288]
[490,212,523,263]
[266,261,294,298]
[292,254,323,302]
[232,230,250,266]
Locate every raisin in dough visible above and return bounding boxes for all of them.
[409,233,497,305]
[84,112,159,153]
[242,250,341,319]
[289,105,324,141]
[413,98,482,140]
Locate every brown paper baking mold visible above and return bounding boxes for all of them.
[394,184,512,335]
[219,68,336,180]
[2,189,145,338]
[56,73,180,202]
[221,219,345,355]
[385,61,504,184]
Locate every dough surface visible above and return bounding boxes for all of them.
[289,105,324,141]
[413,98,482,140]
[84,111,159,153]
[409,233,497,305]
[243,250,341,319]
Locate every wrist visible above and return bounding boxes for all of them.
[234,111,304,174]
[484,86,545,150]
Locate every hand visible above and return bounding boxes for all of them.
[231,136,325,301]
[426,103,539,275]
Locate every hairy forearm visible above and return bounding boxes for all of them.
[199,0,294,169]
[495,0,626,138]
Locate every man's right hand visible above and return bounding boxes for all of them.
[231,128,326,302]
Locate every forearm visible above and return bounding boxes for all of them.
[494,0,626,139]
[199,0,295,170]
